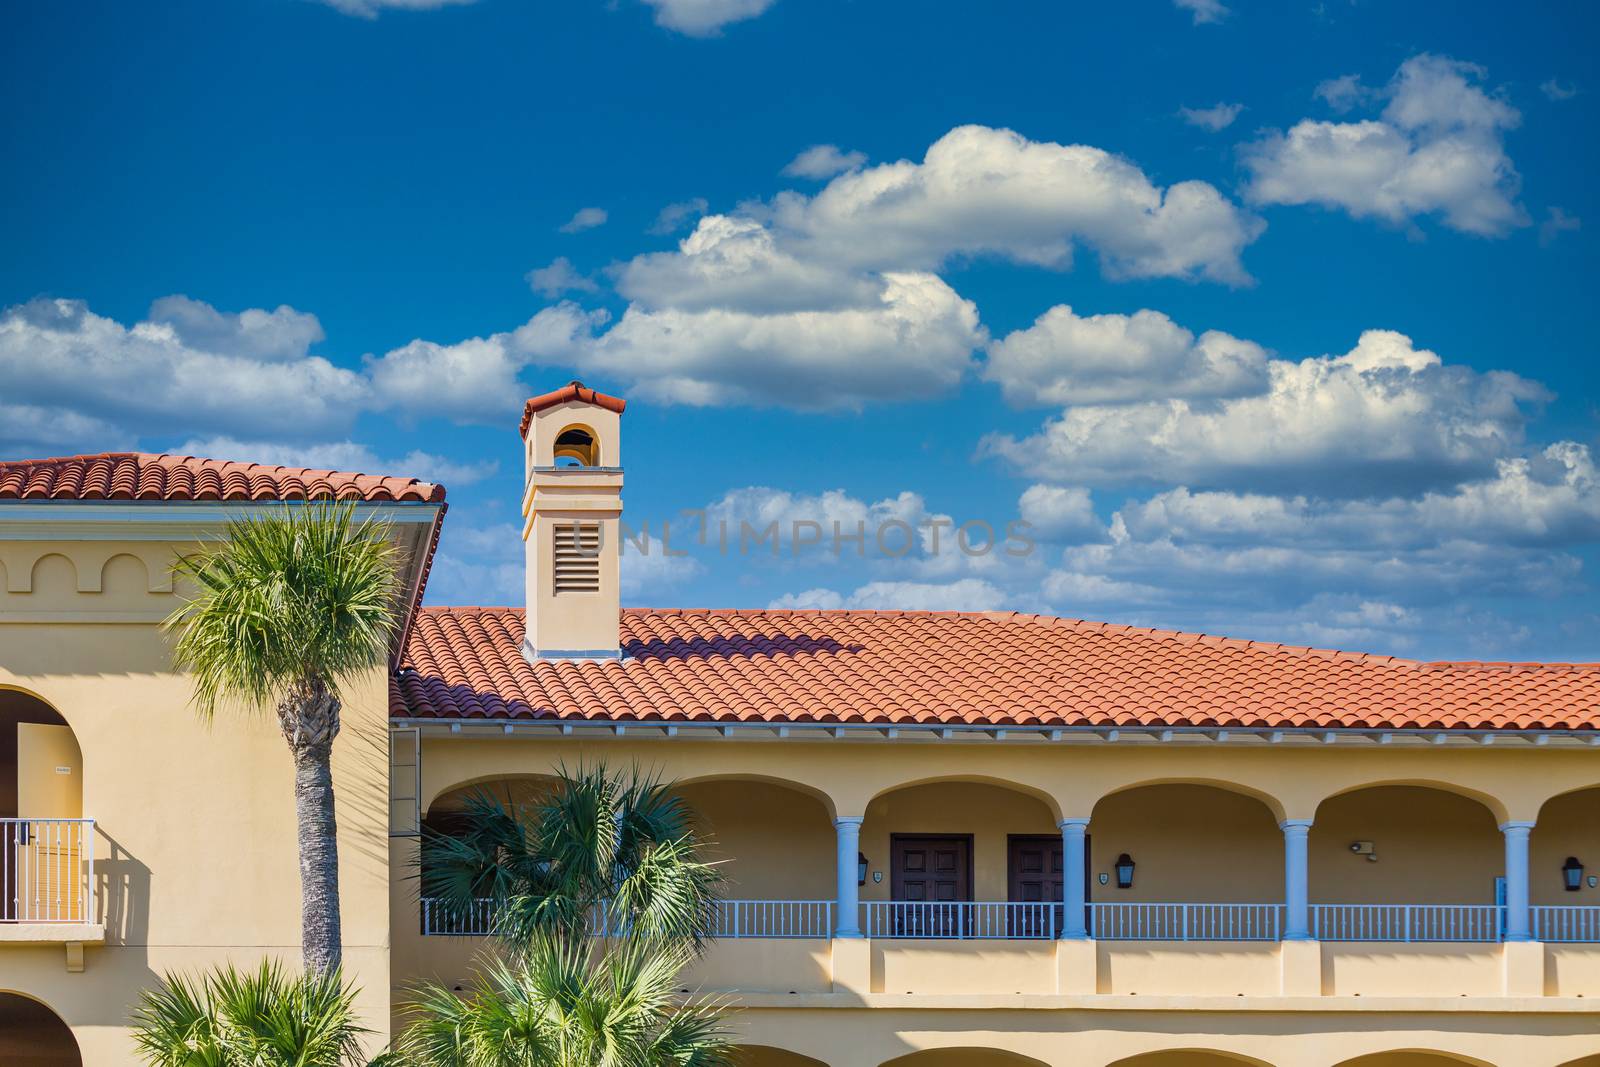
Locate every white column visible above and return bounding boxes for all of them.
[1502,820,1535,942]
[833,816,863,938]
[1281,819,1313,940]
[1060,818,1090,939]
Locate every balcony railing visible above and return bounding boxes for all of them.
[417,897,1600,943]
[1092,902,1283,941]
[421,898,837,939]
[1,818,95,924]
[1533,905,1600,943]
[863,901,1060,939]
[1310,903,1502,942]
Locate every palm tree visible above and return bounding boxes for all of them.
[166,503,402,972]
[131,960,376,1067]
[420,764,722,951]
[399,937,731,1067]
[402,764,733,1067]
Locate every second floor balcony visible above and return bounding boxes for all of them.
[402,771,1600,1001]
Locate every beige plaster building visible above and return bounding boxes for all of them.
[4,381,1600,1067]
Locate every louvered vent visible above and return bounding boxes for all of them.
[552,523,602,593]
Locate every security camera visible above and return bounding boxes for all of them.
[1349,840,1375,856]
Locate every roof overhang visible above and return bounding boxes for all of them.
[388,718,1600,748]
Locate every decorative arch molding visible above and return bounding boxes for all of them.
[1106,1050,1276,1067]
[733,1044,832,1067]
[879,1048,1052,1067]
[676,772,839,821]
[1329,1050,1497,1067]
[1090,777,1289,825]
[860,774,1064,823]
[1535,782,1600,821]
[1311,778,1508,826]
[0,544,173,594]
[422,771,563,818]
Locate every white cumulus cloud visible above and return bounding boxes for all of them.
[772,124,1262,284]
[0,296,366,456]
[783,144,867,179]
[1179,103,1243,131]
[983,304,1269,407]
[1245,54,1527,236]
[983,329,1548,496]
[639,0,776,36]
[315,0,476,17]
[770,578,1007,612]
[558,207,608,234]
[535,272,981,410]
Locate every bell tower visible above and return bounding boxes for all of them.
[518,381,626,661]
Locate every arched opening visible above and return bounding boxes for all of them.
[1555,1056,1600,1067]
[678,778,834,902]
[1089,783,1283,938]
[1312,786,1500,903]
[1,689,87,924]
[553,425,599,467]
[0,992,81,1066]
[1107,1052,1274,1067]
[733,1045,830,1067]
[419,775,561,936]
[1331,1052,1493,1067]
[1535,787,1600,906]
[880,1050,1049,1067]
[862,780,1060,938]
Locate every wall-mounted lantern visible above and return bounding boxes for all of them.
[1115,853,1136,889]
[858,852,869,887]
[1564,856,1584,892]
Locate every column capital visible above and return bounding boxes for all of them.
[1279,818,1314,832]
[833,815,864,828]
[1058,818,1090,831]
[1499,820,1536,834]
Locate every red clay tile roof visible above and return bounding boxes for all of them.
[519,381,627,438]
[0,452,445,503]
[391,607,1600,732]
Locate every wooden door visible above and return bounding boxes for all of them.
[1008,835,1063,937]
[15,723,83,921]
[891,835,970,936]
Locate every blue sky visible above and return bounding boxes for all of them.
[3,0,1597,660]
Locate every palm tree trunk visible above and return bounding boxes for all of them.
[295,743,342,972]
[282,678,343,973]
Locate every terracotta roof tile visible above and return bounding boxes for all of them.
[391,607,1600,732]
[519,381,627,438]
[0,452,445,503]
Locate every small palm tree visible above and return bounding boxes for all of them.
[132,960,374,1067]
[399,937,731,1067]
[403,764,733,1067]
[421,764,722,951]
[166,503,402,972]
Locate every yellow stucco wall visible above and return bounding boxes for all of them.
[1,532,403,1064]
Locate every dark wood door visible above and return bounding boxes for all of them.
[891,835,971,936]
[1008,835,1063,937]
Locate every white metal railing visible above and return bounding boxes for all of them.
[1,818,95,924]
[711,899,833,938]
[417,897,1600,943]
[863,901,1061,939]
[420,896,497,936]
[1310,904,1502,942]
[1091,902,1283,941]
[420,898,837,939]
[1532,905,1600,943]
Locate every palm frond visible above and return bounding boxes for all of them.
[165,502,401,720]
[132,962,370,1067]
